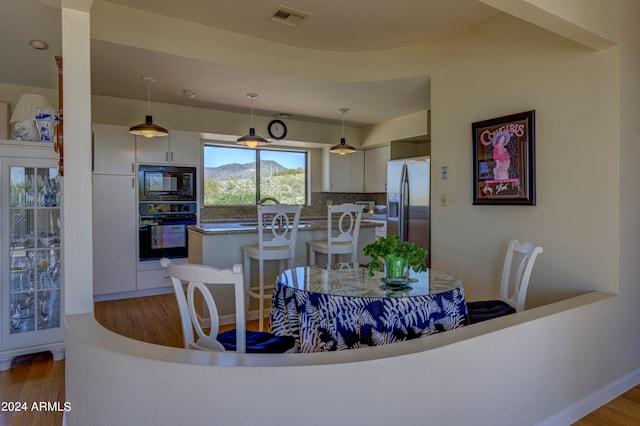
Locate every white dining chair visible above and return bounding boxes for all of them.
[307,203,364,266]
[242,204,302,331]
[466,239,543,324]
[160,258,295,353]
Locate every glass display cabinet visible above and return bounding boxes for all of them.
[0,142,64,370]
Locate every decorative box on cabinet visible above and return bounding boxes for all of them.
[0,141,64,370]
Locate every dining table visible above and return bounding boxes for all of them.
[270,263,468,353]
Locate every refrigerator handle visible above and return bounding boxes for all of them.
[399,164,408,241]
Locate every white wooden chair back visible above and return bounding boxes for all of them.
[500,239,544,312]
[327,203,364,262]
[257,204,302,259]
[160,258,247,353]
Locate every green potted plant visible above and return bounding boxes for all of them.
[363,235,428,278]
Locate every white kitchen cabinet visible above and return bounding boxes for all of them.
[329,150,364,192]
[0,142,64,370]
[364,146,389,193]
[135,130,200,165]
[92,174,137,295]
[92,123,135,175]
[363,219,387,239]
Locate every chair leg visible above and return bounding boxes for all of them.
[243,253,251,315]
[309,247,316,266]
[258,258,264,332]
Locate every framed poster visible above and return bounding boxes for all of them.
[472,110,536,205]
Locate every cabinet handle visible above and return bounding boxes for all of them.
[165,152,169,162]
[132,177,135,188]
[170,152,174,162]
[131,163,134,174]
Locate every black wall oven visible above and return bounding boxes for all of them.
[138,202,197,261]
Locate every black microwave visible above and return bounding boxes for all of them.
[138,165,196,202]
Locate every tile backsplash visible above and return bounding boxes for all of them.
[200,192,386,221]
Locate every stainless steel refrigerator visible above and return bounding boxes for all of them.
[387,157,430,265]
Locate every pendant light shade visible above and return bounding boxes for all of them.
[237,93,269,148]
[330,108,356,155]
[129,76,168,138]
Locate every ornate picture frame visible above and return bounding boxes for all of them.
[472,110,536,205]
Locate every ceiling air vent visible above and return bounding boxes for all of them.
[270,5,311,28]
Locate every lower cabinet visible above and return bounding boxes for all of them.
[135,258,187,291]
[364,219,387,239]
[92,174,137,295]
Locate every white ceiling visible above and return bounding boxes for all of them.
[0,0,500,126]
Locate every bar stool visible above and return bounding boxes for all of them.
[307,203,364,266]
[243,204,302,331]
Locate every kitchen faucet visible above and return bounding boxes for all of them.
[256,197,282,228]
[257,197,279,206]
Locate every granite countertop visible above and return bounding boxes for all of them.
[191,218,381,235]
[362,213,387,220]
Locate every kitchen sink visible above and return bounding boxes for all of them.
[240,221,313,228]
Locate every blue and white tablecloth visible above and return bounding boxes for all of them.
[270,266,468,353]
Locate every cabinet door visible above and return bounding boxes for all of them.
[329,154,351,192]
[350,150,365,192]
[330,150,364,192]
[135,135,170,164]
[92,124,135,175]
[3,159,64,348]
[135,130,200,165]
[92,174,137,295]
[168,130,201,165]
[364,146,389,193]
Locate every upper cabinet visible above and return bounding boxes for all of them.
[92,124,135,175]
[329,150,364,192]
[364,146,389,193]
[135,130,200,166]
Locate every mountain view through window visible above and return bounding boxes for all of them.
[203,145,307,205]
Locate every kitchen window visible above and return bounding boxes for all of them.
[203,145,308,206]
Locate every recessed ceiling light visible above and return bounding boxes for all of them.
[275,113,292,119]
[29,40,48,50]
[183,90,196,99]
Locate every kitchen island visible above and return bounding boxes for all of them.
[188,219,377,320]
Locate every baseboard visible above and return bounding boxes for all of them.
[93,286,174,302]
[537,367,640,426]
[200,310,262,328]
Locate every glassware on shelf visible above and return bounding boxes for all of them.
[10,292,35,334]
[37,289,60,330]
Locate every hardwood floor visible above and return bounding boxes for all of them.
[0,293,636,426]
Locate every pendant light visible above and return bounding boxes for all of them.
[129,76,168,138]
[237,93,269,148]
[330,108,356,155]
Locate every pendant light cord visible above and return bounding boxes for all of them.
[147,81,151,115]
[251,96,255,128]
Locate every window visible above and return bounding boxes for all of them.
[203,145,307,205]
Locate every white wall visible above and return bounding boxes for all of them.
[431,13,620,307]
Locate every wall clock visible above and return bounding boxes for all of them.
[268,119,287,140]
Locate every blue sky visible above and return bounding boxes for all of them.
[204,146,305,169]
